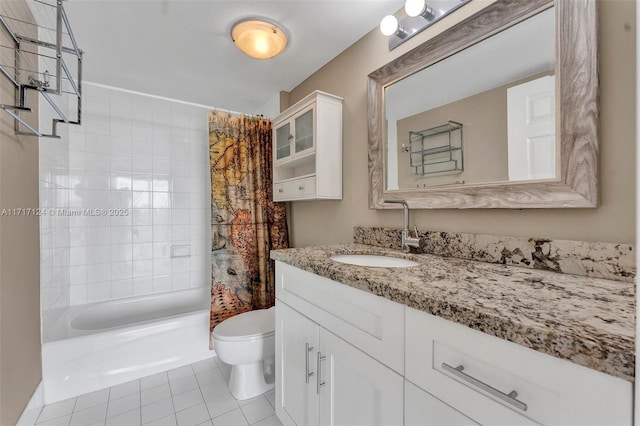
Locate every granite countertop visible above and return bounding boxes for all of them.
[271,243,635,382]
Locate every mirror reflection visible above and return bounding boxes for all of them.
[384,7,555,191]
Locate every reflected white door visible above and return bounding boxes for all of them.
[507,75,556,181]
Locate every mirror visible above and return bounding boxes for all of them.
[368,0,599,209]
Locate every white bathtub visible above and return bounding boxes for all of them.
[42,288,214,404]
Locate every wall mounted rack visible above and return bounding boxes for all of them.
[408,120,463,176]
[0,0,82,138]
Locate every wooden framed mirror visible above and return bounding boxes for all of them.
[368,0,598,209]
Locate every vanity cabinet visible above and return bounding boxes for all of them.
[272,91,342,201]
[274,261,633,426]
[276,303,404,426]
[275,262,404,426]
[404,381,478,426]
[405,307,633,426]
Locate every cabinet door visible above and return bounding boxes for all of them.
[293,108,314,155]
[276,302,319,426]
[275,121,292,162]
[405,381,479,426]
[317,328,403,426]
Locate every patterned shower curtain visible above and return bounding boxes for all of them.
[208,110,289,345]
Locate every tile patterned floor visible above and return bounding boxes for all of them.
[23,358,282,426]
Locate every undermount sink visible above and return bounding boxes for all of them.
[329,254,420,268]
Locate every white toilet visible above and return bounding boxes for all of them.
[212,306,276,400]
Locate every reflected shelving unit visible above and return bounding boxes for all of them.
[408,120,463,176]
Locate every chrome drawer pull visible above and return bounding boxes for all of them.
[441,363,528,412]
[317,352,326,394]
[305,343,314,384]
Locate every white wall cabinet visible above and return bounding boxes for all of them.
[274,261,634,426]
[272,91,342,201]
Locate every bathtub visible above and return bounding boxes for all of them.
[42,288,214,404]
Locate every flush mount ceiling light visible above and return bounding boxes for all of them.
[231,18,288,59]
[380,0,471,50]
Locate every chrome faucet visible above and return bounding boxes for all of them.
[382,199,420,253]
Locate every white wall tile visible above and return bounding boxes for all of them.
[88,263,110,283]
[45,84,213,306]
[133,260,153,277]
[133,209,153,226]
[87,245,110,265]
[132,139,153,157]
[111,279,133,299]
[153,209,171,226]
[111,226,133,244]
[133,226,153,243]
[133,243,153,260]
[133,277,154,295]
[111,174,132,191]
[111,244,133,262]
[153,158,171,175]
[132,156,153,174]
[153,275,172,292]
[110,120,132,141]
[111,261,133,281]
[88,282,111,303]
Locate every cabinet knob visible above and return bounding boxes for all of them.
[298,185,304,190]
[278,188,284,193]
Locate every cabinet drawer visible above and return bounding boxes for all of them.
[405,307,632,425]
[274,176,316,201]
[405,380,478,426]
[275,262,405,373]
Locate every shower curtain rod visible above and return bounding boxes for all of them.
[83,81,265,118]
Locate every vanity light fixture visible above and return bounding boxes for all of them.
[380,0,471,50]
[404,0,435,19]
[380,15,408,38]
[231,18,288,59]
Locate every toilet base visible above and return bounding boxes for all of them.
[228,359,275,400]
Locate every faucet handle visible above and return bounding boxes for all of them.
[412,225,420,238]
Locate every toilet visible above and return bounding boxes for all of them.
[212,306,276,400]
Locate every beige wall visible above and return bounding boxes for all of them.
[0,2,42,424]
[286,0,636,246]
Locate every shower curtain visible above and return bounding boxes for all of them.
[208,110,289,344]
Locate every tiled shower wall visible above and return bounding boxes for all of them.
[39,92,72,314]
[40,82,212,306]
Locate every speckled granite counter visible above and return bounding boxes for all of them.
[270,243,635,382]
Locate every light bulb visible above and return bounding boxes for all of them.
[379,15,399,36]
[404,0,426,17]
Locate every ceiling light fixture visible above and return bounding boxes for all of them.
[231,18,288,59]
[380,0,471,50]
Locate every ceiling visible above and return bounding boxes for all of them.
[64,0,405,115]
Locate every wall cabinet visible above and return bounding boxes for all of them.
[274,261,633,426]
[272,91,342,201]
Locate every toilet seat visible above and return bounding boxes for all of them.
[212,307,275,342]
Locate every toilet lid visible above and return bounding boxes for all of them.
[212,307,275,341]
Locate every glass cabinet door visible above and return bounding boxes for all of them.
[294,109,314,154]
[275,122,292,161]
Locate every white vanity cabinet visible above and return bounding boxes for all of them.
[272,91,342,201]
[404,381,479,426]
[405,307,633,426]
[275,262,404,426]
[274,261,634,426]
